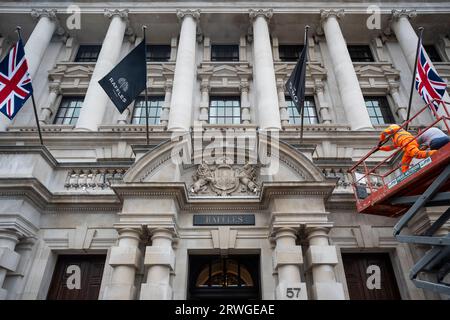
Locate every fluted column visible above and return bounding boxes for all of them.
[0,230,20,300]
[76,9,129,131]
[273,228,307,299]
[249,9,281,130]
[39,83,61,125]
[103,227,142,300]
[305,227,344,300]
[140,228,175,300]
[198,79,209,124]
[391,10,418,71]
[167,9,200,131]
[314,80,332,124]
[240,80,251,124]
[321,9,373,130]
[26,9,58,78]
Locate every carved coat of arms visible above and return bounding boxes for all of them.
[190,158,260,196]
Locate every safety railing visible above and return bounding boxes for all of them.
[348,99,450,202]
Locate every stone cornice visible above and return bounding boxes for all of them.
[0,144,58,167]
[111,180,336,211]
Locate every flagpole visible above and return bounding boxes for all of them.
[299,25,309,143]
[405,26,424,131]
[16,26,43,146]
[142,25,150,146]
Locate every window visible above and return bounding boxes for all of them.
[131,96,164,125]
[279,45,304,62]
[53,97,83,125]
[364,96,395,125]
[347,45,375,62]
[146,45,171,62]
[424,45,442,62]
[209,97,241,124]
[286,96,318,124]
[211,45,239,62]
[75,45,101,62]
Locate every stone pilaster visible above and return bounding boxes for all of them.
[240,80,251,124]
[388,81,407,121]
[39,82,61,125]
[320,9,373,130]
[305,227,344,300]
[76,9,129,131]
[313,79,332,124]
[276,79,289,125]
[0,230,20,300]
[160,80,173,126]
[199,79,210,124]
[140,228,176,300]
[103,227,142,300]
[249,8,281,130]
[167,9,200,131]
[273,228,307,300]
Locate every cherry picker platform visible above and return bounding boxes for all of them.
[348,99,450,296]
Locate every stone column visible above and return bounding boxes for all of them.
[276,79,289,125]
[314,79,332,124]
[273,228,307,299]
[389,82,407,121]
[103,227,141,300]
[167,9,200,131]
[75,9,129,131]
[240,80,251,124]
[0,230,20,300]
[321,9,373,130]
[391,10,418,71]
[26,9,58,78]
[39,83,61,125]
[160,80,173,126]
[305,227,344,300]
[140,228,175,300]
[249,9,281,130]
[199,79,210,124]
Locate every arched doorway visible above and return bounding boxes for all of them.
[188,255,260,300]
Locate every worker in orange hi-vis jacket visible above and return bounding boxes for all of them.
[377,124,437,173]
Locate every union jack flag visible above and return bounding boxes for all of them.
[0,39,33,120]
[415,43,447,110]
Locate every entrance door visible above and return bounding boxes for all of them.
[188,255,260,300]
[47,255,106,300]
[342,252,401,300]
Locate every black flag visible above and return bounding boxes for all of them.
[99,40,146,113]
[285,39,308,116]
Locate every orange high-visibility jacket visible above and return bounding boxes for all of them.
[379,124,436,172]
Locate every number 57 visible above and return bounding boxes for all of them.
[286,288,301,298]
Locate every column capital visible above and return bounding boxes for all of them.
[313,79,325,93]
[240,80,250,92]
[176,9,201,22]
[104,8,129,21]
[164,79,173,92]
[388,81,400,93]
[249,8,273,22]
[200,80,210,92]
[320,9,344,23]
[31,8,57,20]
[391,9,417,21]
[48,82,61,95]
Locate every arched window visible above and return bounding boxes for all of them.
[195,258,254,288]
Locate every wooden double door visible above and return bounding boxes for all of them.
[47,255,106,300]
[342,252,401,300]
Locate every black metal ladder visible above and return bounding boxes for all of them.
[391,164,450,296]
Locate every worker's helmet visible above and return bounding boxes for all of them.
[380,124,401,141]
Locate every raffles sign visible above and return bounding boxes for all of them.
[193,215,255,226]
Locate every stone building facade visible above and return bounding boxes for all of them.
[0,0,448,300]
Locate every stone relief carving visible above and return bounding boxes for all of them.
[190,158,260,196]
